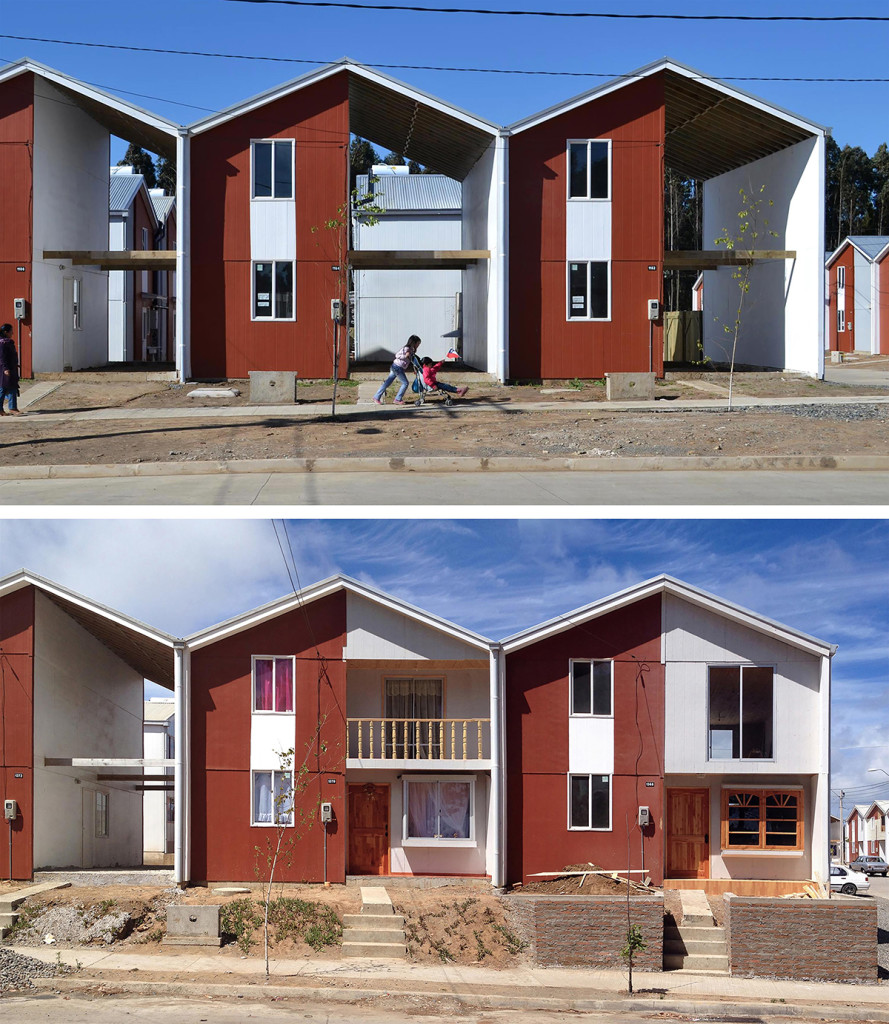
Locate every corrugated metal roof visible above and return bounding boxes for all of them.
[356,173,460,212]
[144,700,175,724]
[848,235,889,260]
[109,169,146,213]
[151,194,175,223]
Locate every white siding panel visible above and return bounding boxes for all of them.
[358,213,461,251]
[566,201,612,261]
[345,593,484,661]
[356,295,460,362]
[663,594,823,775]
[250,200,296,260]
[568,717,614,774]
[462,140,497,373]
[250,714,296,770]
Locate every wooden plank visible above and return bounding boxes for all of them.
[43,250,177,269]
[664,249,796,269]
[96,774,173,781]
[348,249,490,270]
[44,757,175,767]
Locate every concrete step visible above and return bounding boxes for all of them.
[664,938,728,955]
[663,952,729,972]
[342,913,405,929]
[664,925,725,941]
[342,941,406,958]
[0,880,71,914]
[343,927,408,944]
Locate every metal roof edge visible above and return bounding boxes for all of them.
[185,572,493,652]
[0,568,179,647]
[186,57,500,137]
[0,57,181,134]
[507,56,826,138]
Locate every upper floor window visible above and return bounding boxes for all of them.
[568,139,611,200]
[252,139,294,199]
[708,665,773,760]
[570,659,612,716]
[253,656,294,713]
[837,265,846,289]
[385,677,443,757]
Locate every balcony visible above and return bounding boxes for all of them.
[347,718,490,768]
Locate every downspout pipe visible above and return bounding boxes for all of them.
[173,642,186,886]
[496,132,510,383]
[489,642,504,889]
[175,128,191,383]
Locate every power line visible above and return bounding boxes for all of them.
[6,33,889,84]
[221,0,889,22]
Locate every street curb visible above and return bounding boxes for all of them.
[1,453,889,481]
[31,975,889,1020]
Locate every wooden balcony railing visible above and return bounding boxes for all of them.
[347,718,489,761]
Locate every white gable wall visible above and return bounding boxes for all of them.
[853,246,872,351]
[462,140,499,373]
[32,77,109,371]
[32,593,143,869]
[702,135,824,376]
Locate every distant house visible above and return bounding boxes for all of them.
[352,169,463,364]
[825,235,889,355]
[864,799,889,861]
[143,699,175,866]
[845,804,870,861]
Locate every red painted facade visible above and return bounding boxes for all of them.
[505,594,665,885]
[0,72,34,378]
[828,245,856,353]
[0,587,35,878]
[508,75,665,380]
[189,72,350,380]
[878,254,889,355]
[189,592,348,882]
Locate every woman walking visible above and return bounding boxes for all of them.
[373,335,421,405]
[0,323,21,416]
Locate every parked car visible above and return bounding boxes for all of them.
[850,855,889,876]
[829,864,871,895]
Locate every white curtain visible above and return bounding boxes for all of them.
[254,772,272,824]
[407,781,438,838]
[407,781,471,839]
[439,782,470,839]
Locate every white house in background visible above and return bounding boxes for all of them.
[864,799,889,862]
[845,803,870,862]
[352,169,463,363]
[143,699,175,865]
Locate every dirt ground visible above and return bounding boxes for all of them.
[513,864,649,897]
[3,372,889,466]
[2,883,529,967]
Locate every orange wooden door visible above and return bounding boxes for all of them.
[666,788,710,879]
[348,783,390,875]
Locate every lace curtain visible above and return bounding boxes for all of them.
[406,780,471,839]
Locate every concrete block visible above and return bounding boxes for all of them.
[830,350,844,363]
[164,904,221,946]
[249,370,297,404]
[605,372,656,401]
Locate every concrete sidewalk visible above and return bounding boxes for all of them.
[16,944,888,1019]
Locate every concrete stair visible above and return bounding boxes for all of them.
[663,889,729,974]
[0,881,71,939]
[342,886,406,958]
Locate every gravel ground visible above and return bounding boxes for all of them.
[0,946,74,991]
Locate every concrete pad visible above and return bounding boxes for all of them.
[679,888,713,923]
[187,388,240,399]
[359,886,392,910]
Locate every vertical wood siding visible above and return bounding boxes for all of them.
[508,75,665,379]
[505,594,665,885]
[190,73,350,379]
[189,592,347,882]
[828,246,855,353]
[0,73,34,378]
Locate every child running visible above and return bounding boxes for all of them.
[421,356,468,398]
[373,335,421,405]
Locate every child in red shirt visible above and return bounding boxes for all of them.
[421,357,468,397]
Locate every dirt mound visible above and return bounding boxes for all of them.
[518,864,652,896]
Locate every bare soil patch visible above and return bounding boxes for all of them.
[514,864,647,897]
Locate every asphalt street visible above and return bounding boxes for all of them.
[1,469,888,505]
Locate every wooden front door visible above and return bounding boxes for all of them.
[348,783,390,875]
[666,788,710,879]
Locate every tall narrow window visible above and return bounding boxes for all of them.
[252,140,294,199]
[567,139,611,199]
[570,660,612,716]
[708,665,774,760]
[95,791,108,837]
[567,261,609,320]
[569,774,611,830]
[72,278,82,331]
[253,261,295,320]
[253,656,294,713]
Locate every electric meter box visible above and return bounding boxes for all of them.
[13,298,27,320]
[637,805,651,827]
[4,799,18,820]
[320,802,334,823]
[647,299,660,321]
[330,299,345,323]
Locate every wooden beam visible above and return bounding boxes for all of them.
[664,249,796,269]
[43,250,177,270]
[44,757,175,767]
[96,773,173,781]
[348,249,490,270]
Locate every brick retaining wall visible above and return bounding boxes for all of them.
[507,895,663,969]
[726,896,877,983]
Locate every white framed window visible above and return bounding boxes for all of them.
[252,656,295,713]
[252,770,294,826]
[837,265,845,288]
[570,659,612,716]
[402,775,475,846]
[568,774,611,830]
[141,227,150,251]
[95,791,108,837]
[567,260,610,320]
[252,261,295,320]
[708,665,774,760]
[72,278,82,331]
[252,139,294,199]
[837,308,845,333]
[567,139,611,200]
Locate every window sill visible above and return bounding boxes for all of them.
[721,849,804,857]
[401,838,476,848]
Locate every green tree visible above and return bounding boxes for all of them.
[350,137,381,188]
[117,143,157,189]
[664,168,703,310]
[155,156,176,195]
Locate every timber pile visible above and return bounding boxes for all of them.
[522,863,659,895]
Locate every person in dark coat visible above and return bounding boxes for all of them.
[0,323,21,415]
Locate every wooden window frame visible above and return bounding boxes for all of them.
[721,788,804,852]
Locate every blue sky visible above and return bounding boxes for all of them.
[1,516,886,815]
[4,0,889,162]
